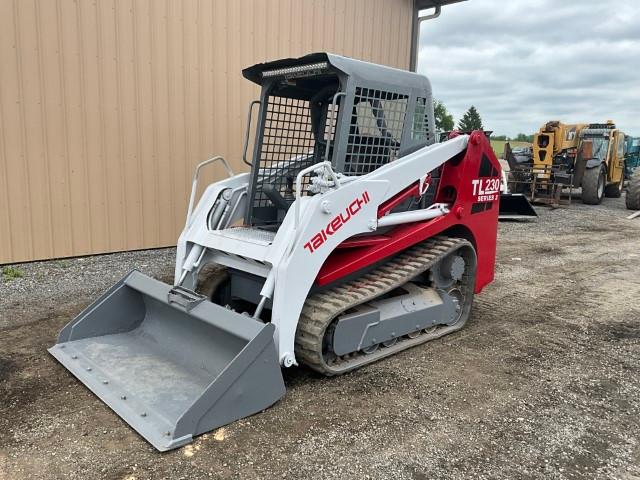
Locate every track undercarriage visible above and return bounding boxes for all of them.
[202,236,476,376]
[297,236,476,375]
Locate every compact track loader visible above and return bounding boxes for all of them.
[50,53,500,451]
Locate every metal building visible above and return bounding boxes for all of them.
[0,0,448,264]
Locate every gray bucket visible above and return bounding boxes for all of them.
[49,271,285,451]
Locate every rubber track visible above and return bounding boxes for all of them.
[295,236,474,376]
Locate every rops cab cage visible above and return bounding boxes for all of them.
[241,52,436,226]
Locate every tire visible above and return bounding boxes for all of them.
[195,264,229,299]
[626,169,640,210]
[582,165,606,205]
[604,167,624,198]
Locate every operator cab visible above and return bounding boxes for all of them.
[241,52,436,227]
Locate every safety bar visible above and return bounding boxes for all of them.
[324,92,345,164]
[185,156,234,229]
[221,187,248,229]
[243,100,261,167]
[294,161,340,230]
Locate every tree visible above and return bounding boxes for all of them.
[433,99,454,132]
[491,134,508,141]
[514,133,533,143]
[457,105,483,132]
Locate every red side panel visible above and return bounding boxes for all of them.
[317,131,500,293]
[336,234,392,249]
[377,181,422,217]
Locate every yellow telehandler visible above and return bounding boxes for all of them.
[506,121,625,205]
[533,121,586,175]
[576,122,626,204]
[505,121,585,206]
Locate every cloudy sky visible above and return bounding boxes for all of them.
[417,0,640,137]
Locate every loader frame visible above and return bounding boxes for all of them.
[176,134,499,367]
[176,54,498,368]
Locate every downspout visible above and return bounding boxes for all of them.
[409,3,441,72]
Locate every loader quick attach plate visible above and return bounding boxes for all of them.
[49,271,285,451]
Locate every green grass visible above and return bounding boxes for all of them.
[490,140,531,158]
[2,266,24,281]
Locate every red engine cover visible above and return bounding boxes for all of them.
[316,131,500,293]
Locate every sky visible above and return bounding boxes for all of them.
[417,0,640,138]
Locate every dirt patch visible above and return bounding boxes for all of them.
[0,357,17,383]
[531,244,567,255]
[1,196,639,480]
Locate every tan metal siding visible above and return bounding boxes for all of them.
[0,0,413,264]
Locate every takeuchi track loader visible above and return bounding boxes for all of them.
[50,53,500,451]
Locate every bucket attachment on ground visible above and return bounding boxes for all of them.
[49,271,285,451]
[499,193,538,220]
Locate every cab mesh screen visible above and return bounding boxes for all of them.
[252,96,316,211]
[344,88,408,175]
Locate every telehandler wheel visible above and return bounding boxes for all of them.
[582,165,605,205]
[604,170,624,198]
[626,169,640,210]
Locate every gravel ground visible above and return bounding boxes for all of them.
[0,249,176,330]
[1,195,639,480]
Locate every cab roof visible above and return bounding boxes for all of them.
[242,52,430,91]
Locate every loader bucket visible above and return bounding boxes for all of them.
[48,271,285,451]
[499,193,538,220]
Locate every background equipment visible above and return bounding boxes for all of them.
[50,53,500,451]
[576,122,626,204]
[498,165,538,220]
[624,136,640,179]
[506,121,585,206]
[533,121,586,176]
[506,120,626,206]
[627,169,640,211]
